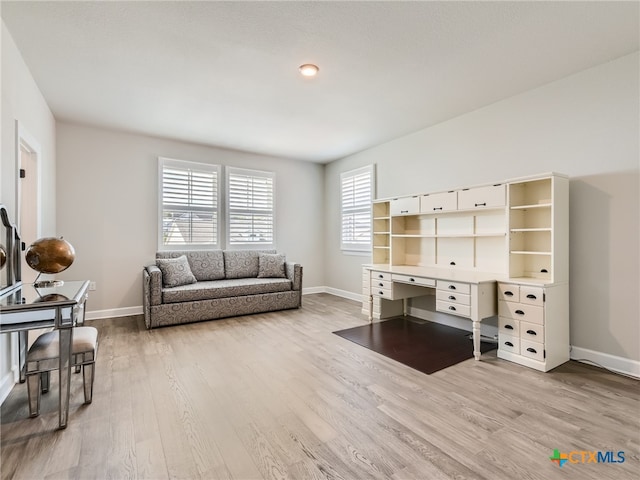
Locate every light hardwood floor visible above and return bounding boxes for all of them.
[1,293,638,480]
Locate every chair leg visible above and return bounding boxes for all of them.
[26,374,41,417]
[82,362,95,404]
[40,371,50,393]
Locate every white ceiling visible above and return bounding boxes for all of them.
[2,1,638,163]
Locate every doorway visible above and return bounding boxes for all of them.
[10,123,42,384]
[16,122,41,284]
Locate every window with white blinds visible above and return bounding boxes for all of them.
[158,157,220,249]
[341,165,374,252]
[227,167,275,246]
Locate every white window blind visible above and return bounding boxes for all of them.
[227,167,275,246]
[158,157,220,249]
[341,165,374,252]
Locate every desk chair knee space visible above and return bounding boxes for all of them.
[25,326,98,417]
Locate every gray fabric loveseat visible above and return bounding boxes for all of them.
[143,250,302,329]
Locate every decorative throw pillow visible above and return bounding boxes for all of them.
[156,255,197,287]
[257,253,287,278]
[224,250,261,278]
[184,251,225,281]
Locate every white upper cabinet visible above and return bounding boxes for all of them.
[458,184,506,210]
[374,173,566,284]
[390,196,420,215]
[420,191,457,213]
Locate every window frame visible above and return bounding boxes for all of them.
[225,166,276,250]
[340,164,375,254]
[157,157,221,251]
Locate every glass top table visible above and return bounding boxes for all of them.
[0,280,90,428]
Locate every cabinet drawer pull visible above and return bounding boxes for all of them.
[526,330,537,336]
[448,295,456,300]
[378,291,384,295]
[526,294,537,300]
[504,291,514,297]
[505,341,514,347]
[505,324,514,330]
[401,210,408,214]
[448,306,456,311]
[450,261,456,266]
[526,347,537,354]
[433,207,443,211]
[475,202,486,207]
[409,278,415,282]
[378,283,384,287]
[515,309,525,316]
[448,285,456,290]
[378,274,384,279]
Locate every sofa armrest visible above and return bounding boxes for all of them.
[285,262,302,291]
[143,265,163,306]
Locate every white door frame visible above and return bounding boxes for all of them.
[15,120,42,238]
[10,121,42,383]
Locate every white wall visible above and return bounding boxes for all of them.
[55,123,325,316]
[1,21,57,401]
[325,52,640,364]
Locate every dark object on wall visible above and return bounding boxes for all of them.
[0,204,22,296]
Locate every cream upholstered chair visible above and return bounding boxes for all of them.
[25,326,98,417]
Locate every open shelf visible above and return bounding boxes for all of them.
[510,250,552,255]
[510,203,552,210]
[510,228,551,232]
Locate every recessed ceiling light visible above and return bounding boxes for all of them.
[299,64,319,77]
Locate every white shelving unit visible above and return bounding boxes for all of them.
[363,172,570,372]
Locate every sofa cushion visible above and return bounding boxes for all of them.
[223,250,275,278]
[156,255,197,287]
[257,253,287,278]
[157,250,225,281]
[162,277,292,304]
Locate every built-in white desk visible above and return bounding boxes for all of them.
[365,173,569,372]
[364,264,498,361]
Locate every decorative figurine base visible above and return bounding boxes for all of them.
[33,280,64,289]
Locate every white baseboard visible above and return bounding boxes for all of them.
[0,370,16,405]
[322,287,361,302]
[302,286,326,295]
[571,346,640,378]
[85,306,143,321]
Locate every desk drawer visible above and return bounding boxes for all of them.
[521,339,544,362]
[499,333,520,354]
[371,271,392,281]
[436,290,471,306]
[1,308,57,324]
[520,321,544,342]
[371,287,393,299]
[498,283,520,302]
[392,274,435,287]
[436,300,471,318]
[499,317,520,336]
[371,279,392,290]
[498,301,544,325]
[520,286,544,306]
[436,280,471,295]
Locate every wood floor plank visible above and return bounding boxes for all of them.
[2,293,638,480]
